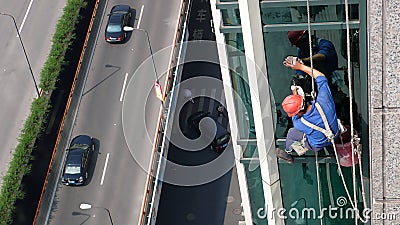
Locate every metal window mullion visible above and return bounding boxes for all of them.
[220,25,243,33]
[263,20,360,32]
[260,0,359,8]
[216,1,239,10]
[237,139,258,146]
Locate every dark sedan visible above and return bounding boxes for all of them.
[62,135,94,186]
[105,5,133,43]
[187,111,231,153]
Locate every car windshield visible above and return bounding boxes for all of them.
[70,144,88,150]
[113,11,128,14]
[65,164,81,174]
[107,24,122,33]
[215,134,231,146]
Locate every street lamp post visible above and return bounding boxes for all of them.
[79,203,114,225]
[123,26,164,101]
[123,26,159,83]
[0,13,40,97]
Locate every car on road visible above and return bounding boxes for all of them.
[187,111,231,153]
[62,135,94,186]
[105,5,133,43]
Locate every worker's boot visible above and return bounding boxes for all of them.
[275,148,294,163]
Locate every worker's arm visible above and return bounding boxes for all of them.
[301,53,326,65]
[283,56,325,79]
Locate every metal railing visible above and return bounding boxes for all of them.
[138,1,192,224]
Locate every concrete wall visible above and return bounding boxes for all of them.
[368,0,400,224]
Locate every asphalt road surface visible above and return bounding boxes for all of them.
[155,1,244,224]
[47,0,182,224]
[0,0,68,187]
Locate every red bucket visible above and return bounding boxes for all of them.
[334,142,359,167]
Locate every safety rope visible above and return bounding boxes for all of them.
[305,2,323,224]
[303,107,368,223]
[306,0,315,99]
[344,0,369,222]
[343,0,359,223]
[314,151,324,225]
[357,139,368,218]
[303,0,369,223]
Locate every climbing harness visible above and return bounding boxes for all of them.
[302,0,369,223]
[300,103,337,141]
[301,103,336,225]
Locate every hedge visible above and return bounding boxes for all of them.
[0,0,87,224]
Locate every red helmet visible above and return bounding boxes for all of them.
[282,95,304,117]
[287,30,306,46]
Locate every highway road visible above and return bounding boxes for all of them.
[47,0,182,224]
[0,0,67,186]
[155,1,244,224]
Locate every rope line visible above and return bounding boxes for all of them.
[303,0,369,223]
[343,0,359,223]
[315,152,324,225]
[344,0,368,222]
[306,0,315,99]
[305,2,323,225]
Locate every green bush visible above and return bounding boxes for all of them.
[0,0,87,224]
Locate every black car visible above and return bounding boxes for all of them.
[105,5,132,43]
[187,111,231,153]
[62,135,94,186]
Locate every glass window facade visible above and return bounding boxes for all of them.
[265,28,364,138]
[224,33,256,139]
[242,160,268,225]
[260,1,369,225]
[261,4,359,25]
[279,161,364,225]
[221,8,241,26]
[214,0,368,224]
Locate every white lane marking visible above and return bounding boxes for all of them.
[100,153,110,185]
[120,73,128,102]
[136,5,144,29]
[19,0,34,33]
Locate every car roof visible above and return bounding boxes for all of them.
[68,148,85,156]
[109,13,123,24]
[66,149,84,164]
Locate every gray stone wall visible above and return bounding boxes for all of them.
[369,0,400,224]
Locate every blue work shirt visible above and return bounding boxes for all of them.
[292,76,339,148]
[296,37,338,76]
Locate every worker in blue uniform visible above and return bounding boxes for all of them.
[284,30,355,135]
[276,56,339,163]
[288,30,338,81]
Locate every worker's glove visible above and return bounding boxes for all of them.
[291,85,305,98]
[283,56,304,67]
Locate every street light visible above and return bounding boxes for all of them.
[290,197,308,225]
[123,26,159,82]
[0,13,40,97]
[123,26,163,101]
[79,203,114,225]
